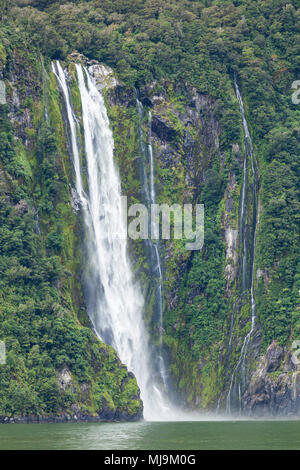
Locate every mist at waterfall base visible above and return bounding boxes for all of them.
[52,61,194,421]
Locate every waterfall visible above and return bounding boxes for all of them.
[148,110,168,391]
[51,62,86,203]
[136,96,151,207]
[52,60,174,420]
[136,98,168,391]
[148,112,156,206]
[226,76,258,414]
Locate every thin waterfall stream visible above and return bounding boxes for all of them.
[52,61,174,420]
[136,97,168,391]
[226,76,259,414]
[148,111,167,390]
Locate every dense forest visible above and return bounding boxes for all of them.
[0,0,299,419]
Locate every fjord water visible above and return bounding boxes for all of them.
[0,421,299,450]
[52,62,174,420]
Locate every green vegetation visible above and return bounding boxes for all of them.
[0,0,299,414]
[0,25,141,419]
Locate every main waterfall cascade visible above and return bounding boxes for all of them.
[136,98,168,392]
[52,60,178,420]
[226,77,259,414]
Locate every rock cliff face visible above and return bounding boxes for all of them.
[0,42,143,422]
[0,20,299,418]
[105,63,300,417]
[243,341,300,416]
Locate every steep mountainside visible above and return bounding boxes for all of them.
[0,24,142,422]
[0,0,299,419]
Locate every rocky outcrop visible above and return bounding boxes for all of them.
[87,63,119,91]
[1,368,143,424]
[108,84,136,108]
[242,341,300,416]
[69,51,122,93]
[57,367,74,392]
[0,409,142,424]
[70,185,81,213]
[151,115,177,142]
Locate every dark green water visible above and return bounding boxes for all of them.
[0,420,299,450]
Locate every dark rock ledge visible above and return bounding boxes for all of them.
[0,409,143,424]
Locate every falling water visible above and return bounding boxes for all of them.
[51,62,86,202]
[52,61,172,420]
[148,110,168,390]
[148,112,156,206]
[226,76,258,414]
[136,98,168,391]
[136,96,151,207]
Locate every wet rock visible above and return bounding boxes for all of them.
[58,367,73,392]
[151,115,177,142]
[108,84,136,108]
[242,341,300,416]
[70,186,81,213]
[68,51,121,92]
[266,341,284,372]
[80,382,90,401]
[14,199,29,215]
[87,63,120,91]
[0,409,143,424]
